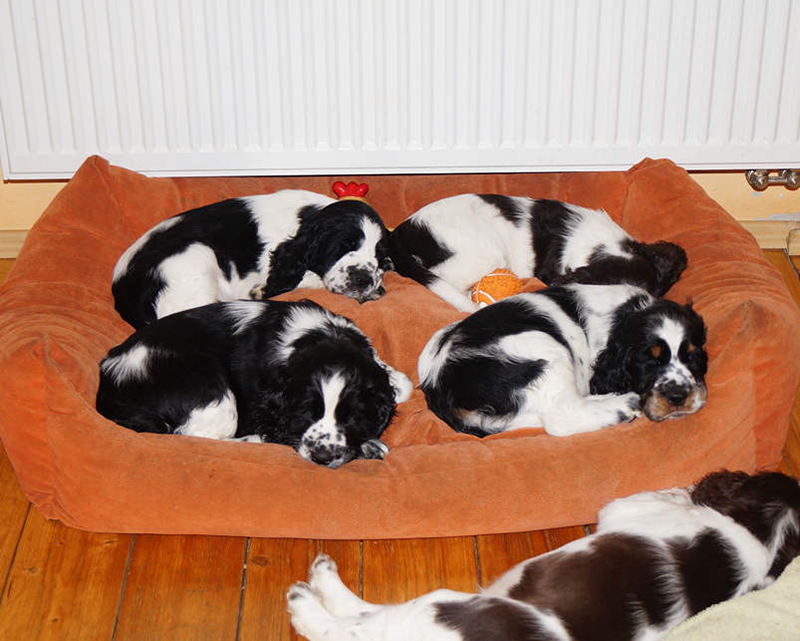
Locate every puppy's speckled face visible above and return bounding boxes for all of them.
[320,217,391,303]
[635,312,708,422]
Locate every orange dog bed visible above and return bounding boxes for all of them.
[1,156,798,538]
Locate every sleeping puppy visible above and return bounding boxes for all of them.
[389,195,687,312]
[96,299,413,468]
[112,190,393,328]
[288,470,800,640]
[418,283,707,436]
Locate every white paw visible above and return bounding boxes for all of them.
[230,434,263,443]
[307,553,373,619]
[616,392,643,423]
[360,439,389,460]
[308,553,339,590]
[308,552,339,581]
[297,271,325,289]
[248,284,266,300]
[287,581,329,640]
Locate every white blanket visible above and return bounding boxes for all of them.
[666,556,800,640]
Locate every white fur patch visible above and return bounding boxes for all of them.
[653,317,695,385]
[417,322,457,389]
[572,283,652,357]
[277,306,352,361]
[559,205,633,271]
[153,243,221,318]
[297,373,348,466]
[410,195,536,301]
[101,344,152,385]
[224,301,265,335]
[175,389,238,440]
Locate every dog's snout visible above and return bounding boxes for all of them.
[660,382,690,406]
[305,443,352,468]
[310,449,335,466]
[347,266,374,290]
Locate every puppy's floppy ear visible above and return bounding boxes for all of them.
[590,339,634,395]
[643,241,687,297]
[590,303,643,394]
[259,240,312,298]
[360,439,389,460]
[258,210,330,298]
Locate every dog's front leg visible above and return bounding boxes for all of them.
[295,271,325,289]
[308,554,382,618]
[288,554,384,641]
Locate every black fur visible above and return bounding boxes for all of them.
[96,299,400,467]
[262,200,393,298]
[389,195,688,313]
[419,283,708,437]
[388,218,454,287]
[590,298,708,398]
[112,192,392,328]
[528,199,583,284]
[112,199,263,328]
[478,194,528,224]
[552,238,688,298]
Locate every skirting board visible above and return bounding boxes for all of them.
[738,222,800,254]
[0,230,27,258]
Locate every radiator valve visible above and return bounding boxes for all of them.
[745,169,799,191]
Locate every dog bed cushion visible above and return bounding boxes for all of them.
[0,156,798,538]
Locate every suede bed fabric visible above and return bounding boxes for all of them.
[0,155,798,538]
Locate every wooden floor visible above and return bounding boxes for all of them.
[1,252,799,640]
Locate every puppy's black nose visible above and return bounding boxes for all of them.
[347,266,373,290]
[661,382,689,406]
[311,449,335,466]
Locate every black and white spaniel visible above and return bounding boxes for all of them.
[288,470,800,641]
[389,195,687,312]
[96,299,413,468]
[418,283,707,436]
[112,190,393,328]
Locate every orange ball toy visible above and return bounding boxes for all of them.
[470,269,523,307]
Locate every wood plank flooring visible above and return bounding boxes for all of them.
[1,252,799,640]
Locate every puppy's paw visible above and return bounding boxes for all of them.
[287,581,319,615]
[287,581,331,640]
[308,552,339,585]
[234,434,264,443]
[308,553,374,619]
[616,392,643,423]
[309,553,338,588]
[360,439,389,460]
[249,284,266,300]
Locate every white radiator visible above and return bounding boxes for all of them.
[1,0,798,180]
